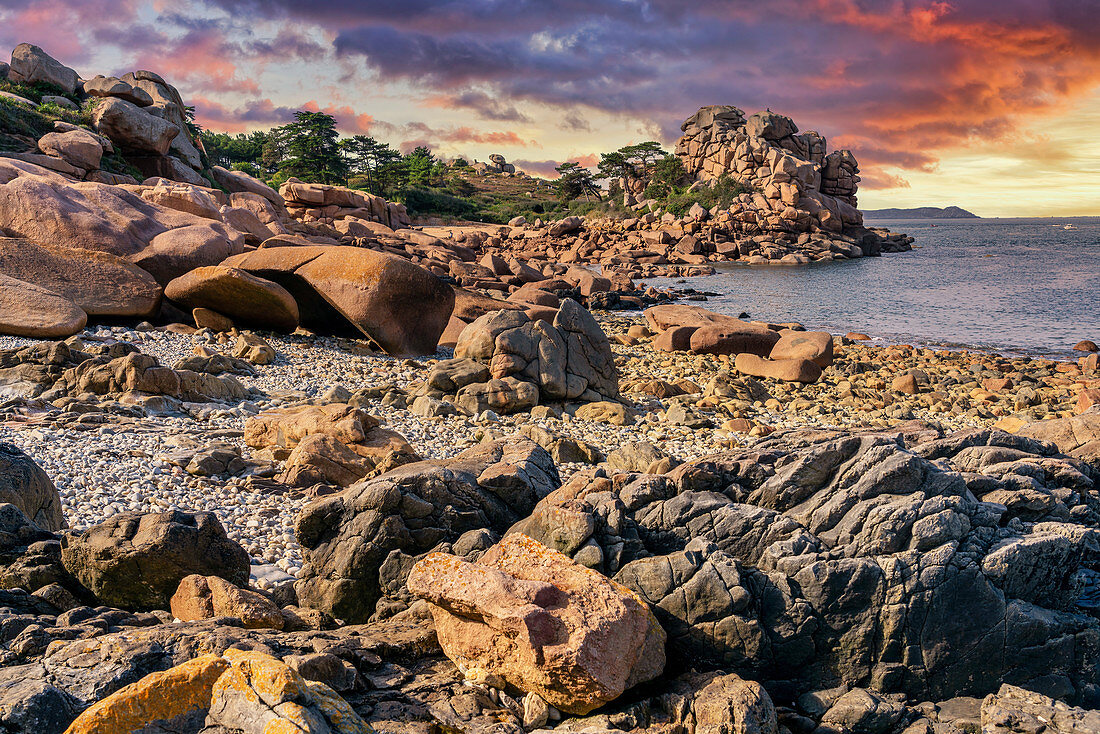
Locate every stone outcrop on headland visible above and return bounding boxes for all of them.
[675,106,862,233]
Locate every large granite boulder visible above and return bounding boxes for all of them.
[91,98,179,156]
[407,533,666,715]
[0,237,161,319]
[0,274,86,338]
[7,43,78,94]
[60,510,249,611]
[0,443,64,532]
[81,74,154,106]
[294,436,559,622]
[164,265,299,332]
[37,129,103,171]
[515,428,1100,704]
[222,246,455,356]
[0,159,246,284]
[211,165,285,208]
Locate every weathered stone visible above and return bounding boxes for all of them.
[164,265,299,332]
[222,246,454,356]
[0,443,64,532]
[295,436,559,622]
[734,353,821,383]
[8,43,78,93]
[0,237,161,319]
[0,274,86,339]
[63,654,229,734]
[170,574,284,629]
[407,533,665,715]
[61,510,249,611]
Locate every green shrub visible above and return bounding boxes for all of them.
[231,161,263,179]
[399,187,478,218]
[660,174,753,216]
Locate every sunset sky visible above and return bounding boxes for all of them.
[3,1,1098,216]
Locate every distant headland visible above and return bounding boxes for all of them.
[864,205,978,219]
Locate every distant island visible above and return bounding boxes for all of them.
[864,206,978,219]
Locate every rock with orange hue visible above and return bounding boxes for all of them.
[644,304,744,333]
[406,533,665,715]
[1074,340,1099,353]
[734,353,822,383]
[770,330,834,367]
[279,432,418,487]
[0,274,86,339]
[170,574,284,629]
[1018,410,1100,465]
[63,654,229,734]
[691,323,780,357]
[207,648,371,733]
[1076,389,1100,415]
[164,265,299,332]
[222,245,453,355]
[244,403,415,468]
[0,158,245,284]
[654,325,698,352]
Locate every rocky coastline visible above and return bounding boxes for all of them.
[0,42,1099,734]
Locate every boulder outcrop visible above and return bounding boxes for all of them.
[60,510,250,611]
[512,427,1100,703]
[222,246,455,355]
[423,299,620,414]
[294,435,559,622]
[0,159,246,284]
[407,533,666,714]
[0,237,161,320]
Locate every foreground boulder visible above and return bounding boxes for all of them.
[60,510,250,611]
[514,427,1100,703]
[222,246,454,355]
[0,443,64,532]
[64,649,369,734]
[294,436,559,622]
[408,533,666,715]
[0,273,86,338]
[0,237,161,319]
[164,265,299,332]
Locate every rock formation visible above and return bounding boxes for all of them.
[674,105,863,233]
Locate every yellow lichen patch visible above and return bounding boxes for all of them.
[218,648,307,707]
[64,654,229,734]
[306,680,375,733]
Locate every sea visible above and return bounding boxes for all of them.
[640,217,1100,360]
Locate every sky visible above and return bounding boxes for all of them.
[2,0,1098,216]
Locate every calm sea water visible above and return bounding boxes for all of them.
[641,217,1100,360]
